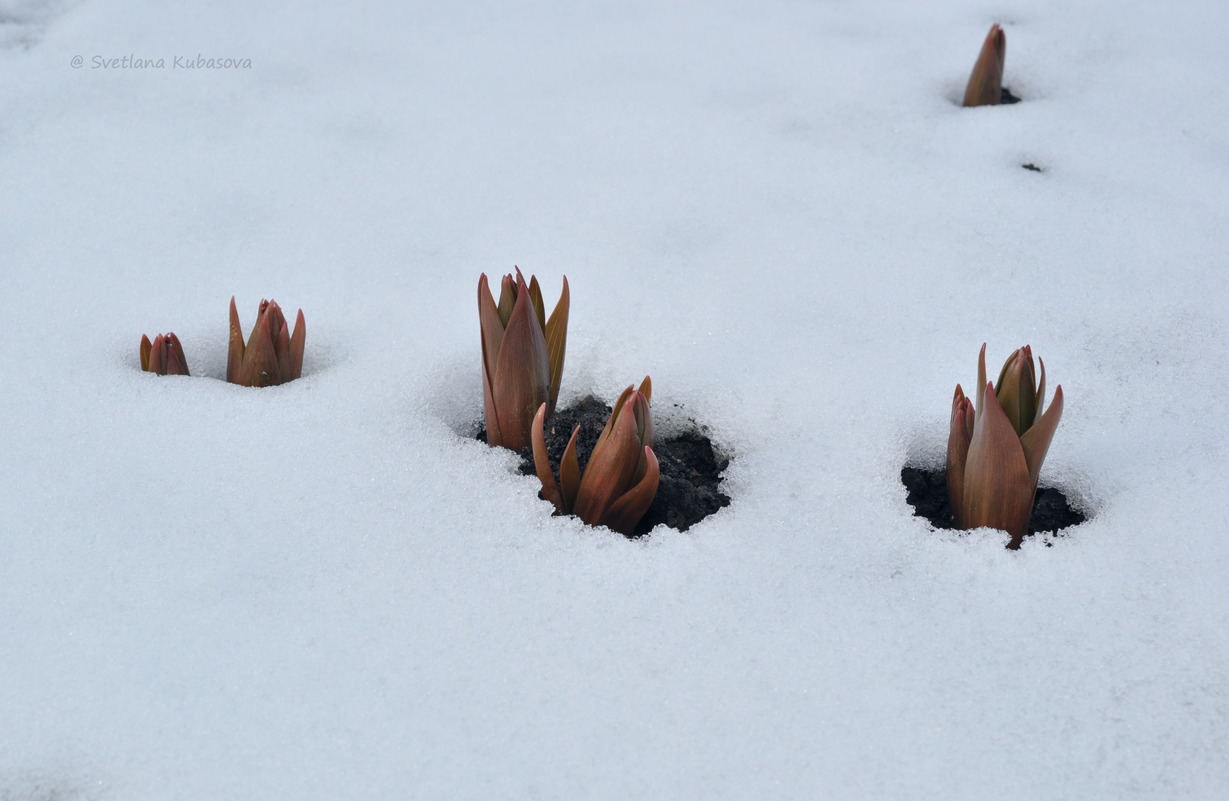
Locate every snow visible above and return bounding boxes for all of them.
[2,0,1228,798]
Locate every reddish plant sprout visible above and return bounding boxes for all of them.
[963,24,1006,107]
[227,297,305,387]
[139,332,190,376]
[479,268,569,451]
[947,344,1064,548]
[533,377,660,536]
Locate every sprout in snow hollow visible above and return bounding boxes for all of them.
[139,332,190,376]
[479,269,569,451]
[963,23,1006,107]
[227,296,305,387]
[533,378,660,536]
[947,344,1064,548]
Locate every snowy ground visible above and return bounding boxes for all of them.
[2,0,1227,798]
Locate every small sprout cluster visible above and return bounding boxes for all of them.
[227,297,306,387]
[947,344,1064,548]
[479,269,660,536]
[139,332,190,376]
[478,269,569,451]
[533,378,659,537]
[138,297,306,387]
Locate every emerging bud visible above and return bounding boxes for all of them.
[479,268,569,451]
[139,332,190,376]
[962,23,1006,107]
[995,345,1041,436]
[946,343,1064,548]
[227,296,306,387]
[532,377,659,536]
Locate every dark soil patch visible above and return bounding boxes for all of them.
[1021,163,1043,172]
[479,396,731,536]
[1001,87,1021,104]
[901,465,1085,546]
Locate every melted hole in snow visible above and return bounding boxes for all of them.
[901,464,1087,546]
[476,396,732,536]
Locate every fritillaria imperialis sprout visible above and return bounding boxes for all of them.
[139,332,190,376]
[227,296,305,387]
[478,268,569,451]
[963,23,1006,107]
[532,377,660,536]
[947,344,1064,548]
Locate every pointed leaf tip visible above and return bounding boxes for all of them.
[164,332,190,376]
[976,344,988,414]
[1019,383,1063,492]
[544,276,570,414]
[963,24,1006,108]
[227,297,244,384]
[289,309,306,379]
[532,403,565,513]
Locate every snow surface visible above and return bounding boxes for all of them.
[2,0,1228,798]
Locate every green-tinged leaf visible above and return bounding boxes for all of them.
[140,335,152,372]
[627,390,655,481]
[544,276,570,413]
[601,447,660,535]
[532,403,564,512]
[593,384,635,454]
[961,381,1033,545]
[632,388,654,451]
[527,275,546,333]
[994,348,1019,393]
[1019,384,1063,492]
[995,347,1037,437]
[1033,357,1047,427]
[497,274,517,327]
[975,343,987,413]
